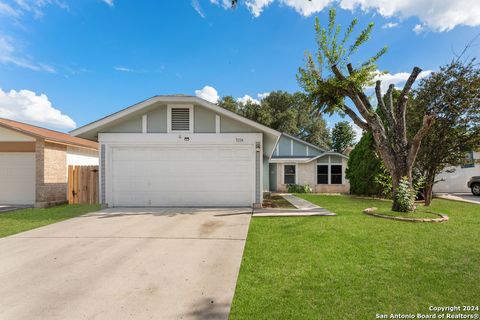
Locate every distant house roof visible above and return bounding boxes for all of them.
[0,118,98,150]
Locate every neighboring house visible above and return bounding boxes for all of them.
[71,95,348,208]
[433,150,480,194]
[0,118,98,207]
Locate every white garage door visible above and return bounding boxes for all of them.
[0,153,35,205]
[111,145,255,207]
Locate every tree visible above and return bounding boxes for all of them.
[218,91,331,149]
[346,132,385,196]
[331,121,356,153]
[298,8,434,212]
[409,59,480,206]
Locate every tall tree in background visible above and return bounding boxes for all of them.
[409,60,480,206]
[298,8,434,212]
[218,91,331,149]
[331,121,356,153]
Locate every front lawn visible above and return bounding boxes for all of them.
[0,204,101,238]
[230,195,480,319]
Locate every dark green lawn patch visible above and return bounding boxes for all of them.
[230,195,480,320]
[0,204,101,238]
[263,194,296,209]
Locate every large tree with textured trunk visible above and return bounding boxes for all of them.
[298,9,434,212]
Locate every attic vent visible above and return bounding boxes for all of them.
[171,108,190,131]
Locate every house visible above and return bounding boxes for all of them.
[70,95,349,208]
[433,150,480,194]
[0,118,98,207]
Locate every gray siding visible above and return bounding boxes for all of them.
[293,140,307,155]
[275,135,323,157]
[194,105,216,133]
[220,116,258,133]
[104,116,142,133]
[278,137,291,156]
[263,155,269,191]
[147,106,167,133]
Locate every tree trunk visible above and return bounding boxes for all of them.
[423,172,436,206]
[390,160,413,212]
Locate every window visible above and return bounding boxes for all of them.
[331,165,342,184]
[317,165,328,184]
[168,106,193,132]
[461,151,475,168]
[316,155,344,185]
[284,165,296,184]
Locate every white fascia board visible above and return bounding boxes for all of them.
[71,96,281,138]
[269,158,313,163]
[98,132,262,145]
[308,152,349,162]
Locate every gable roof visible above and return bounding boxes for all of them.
[70,95,281,139]
[0,118,98,150]
[281,132,326,153]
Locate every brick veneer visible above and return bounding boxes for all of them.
[35,139,68,206]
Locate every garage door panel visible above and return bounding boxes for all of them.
[0,153,35,205]
[111,145,255,207]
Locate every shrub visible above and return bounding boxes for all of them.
[395,176,416,212]
[346,132,386,196]
[287,184,312,193]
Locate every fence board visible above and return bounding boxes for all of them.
[68,165,99,204]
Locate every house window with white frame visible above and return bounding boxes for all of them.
[284,164,296,184]
[316,155,343,185]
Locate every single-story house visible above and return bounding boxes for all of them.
[0,118,99,207]
[71,95,349,208]
[433,150,479,194]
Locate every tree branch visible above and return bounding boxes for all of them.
[397,67,422,145]
[376,80,395,127]
[407,114,435,166]
[340,104,369,131]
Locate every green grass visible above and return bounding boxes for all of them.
[0,204,101,238]
[230,195,480,319]
[373,206,442,219]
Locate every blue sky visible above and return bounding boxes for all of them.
[0,0,479,134]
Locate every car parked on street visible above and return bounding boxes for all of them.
[467,176,480,196]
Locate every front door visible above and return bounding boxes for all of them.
[269,163,277,192]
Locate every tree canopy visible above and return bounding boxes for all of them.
[218,91,331,149]
[331,121,356,153]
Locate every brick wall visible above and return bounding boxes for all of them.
[275,158,350,193]
[35,139,68,204]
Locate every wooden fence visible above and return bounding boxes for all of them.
[68,165,99,204]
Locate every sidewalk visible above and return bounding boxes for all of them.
[253,193,336,217]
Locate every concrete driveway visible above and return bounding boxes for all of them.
[436,193,480,205]
[0,207,252,320]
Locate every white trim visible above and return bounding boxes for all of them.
[167,104,193,133]
[270,158,312,163]
[290,139,293,156]
[70,96,280,137]
[282,163,298,185]
[309,152,349,162]
[306,146,309,156]
[99,132,262,145]
[315,156,344,185]
[215,115,220,134]
[142,114,147,133]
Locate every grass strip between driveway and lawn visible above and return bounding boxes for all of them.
[230,195,480,320]
[0,204,101,238]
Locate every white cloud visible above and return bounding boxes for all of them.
[0,88,76,129]
[195,85,220,103]
[102,0,114,7]
[413,24,425,34]
[372,69,432,93]
[192,0,206,18]
[349,121,363,142]
[113,66,135,72]
[0,2,21,17]
[257,92,270,100]
[0,36,55,73]
[382,22,399,29]
[217,0,480,31]
[210,0,231,9]
[237,94,260,105]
